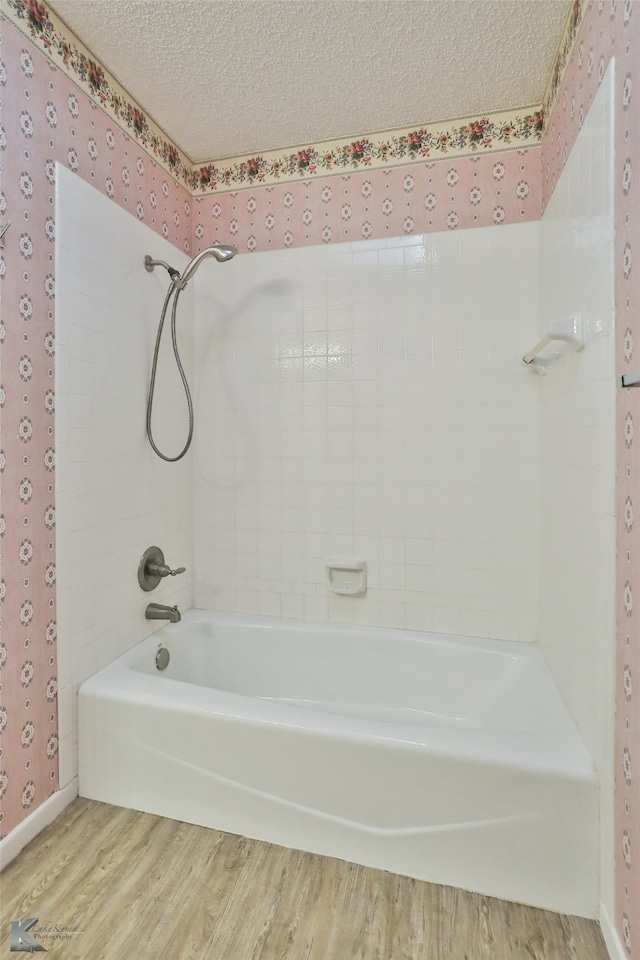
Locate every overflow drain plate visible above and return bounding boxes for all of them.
[156,646,170,671]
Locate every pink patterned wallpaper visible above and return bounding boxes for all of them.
[192,150,540,255]
[1,17,191,837]
[2,3,639,955]
[613,4,639,955]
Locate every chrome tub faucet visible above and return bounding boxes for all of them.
[145,602,181,623]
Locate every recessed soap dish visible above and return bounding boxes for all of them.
[326,558,367,597]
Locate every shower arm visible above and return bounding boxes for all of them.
[144,255,183,285]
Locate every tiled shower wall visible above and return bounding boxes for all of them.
[538,2,640,952]
[54,164,194,790]
[192,226,540,640]
[0,7,543,839]
[538,62,616,919]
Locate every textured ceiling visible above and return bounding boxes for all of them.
[48,0,571,163]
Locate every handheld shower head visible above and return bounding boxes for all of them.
[144,240,237,462]
[208,243,237,262]
[144,243,237,288]
[179,243,237,286]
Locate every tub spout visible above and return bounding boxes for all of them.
[145,602,181,623]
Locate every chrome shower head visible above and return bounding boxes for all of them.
[144,244,237,288]
[208,243,237,262]
[179,243,237,286]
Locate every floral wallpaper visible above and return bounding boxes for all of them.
[541,0,588,121]
[192,150,540,256]
[4,0,192,185]
[0,13,191,837]
[614,1,640,953]
[2,1,640,955]
[189,112,544,192]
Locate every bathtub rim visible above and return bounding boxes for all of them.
[80,608,597,781]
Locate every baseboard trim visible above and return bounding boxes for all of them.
[600,901,627,960]
[0,779,78,870]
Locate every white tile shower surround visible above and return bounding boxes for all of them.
[538,65,616,918]
[55,164,194,788]
[192,224,542,641]
[56,155,615,927]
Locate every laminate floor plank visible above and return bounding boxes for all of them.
[1,798,610,960]
[3,797,113,912]
[438,883,481,959]
[388,876,439,960]
[152,831,251,960]
[85,818,215,960]
[557,911,616,960]
[2,799,143,926]
[248,848,328,960]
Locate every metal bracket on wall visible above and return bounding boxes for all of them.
[621,372,640,388]
[521,315,584,373]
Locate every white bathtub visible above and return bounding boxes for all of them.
[78,611,598,917]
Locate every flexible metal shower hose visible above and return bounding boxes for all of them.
[146,282,194,462]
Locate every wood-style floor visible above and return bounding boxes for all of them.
[1,798,608,960]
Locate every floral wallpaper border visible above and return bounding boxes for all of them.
[189,110,543,192]
[541,0,589,121]
[3,0,193,183]
[3,0,584,194]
